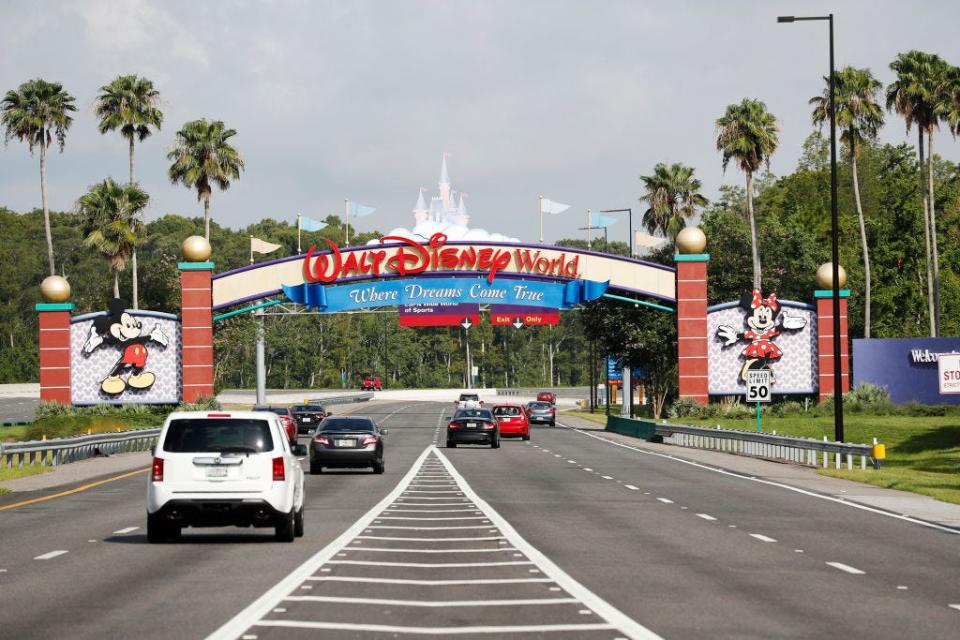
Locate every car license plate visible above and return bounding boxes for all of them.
[466,422,477,429]
[336,439,354,447]
[302,417,311,422]
[206,466,228,478]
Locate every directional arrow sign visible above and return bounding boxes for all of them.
[461,318,473,330]
[512,317,524,329]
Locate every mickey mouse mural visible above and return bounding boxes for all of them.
[715,289,807,384]
[81,299,169,396]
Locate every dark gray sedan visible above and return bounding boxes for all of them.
[526,401,556,426]
[309,416,386,474]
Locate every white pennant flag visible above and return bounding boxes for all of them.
[635,231,666,249]
[541,198,571,215]
[250,236,281,255]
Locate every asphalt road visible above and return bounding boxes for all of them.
[0,396,37,423]
[0,401,958,639]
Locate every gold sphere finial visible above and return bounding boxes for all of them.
[816,262,847,289]
[40,275,71,303]
[676,226,707,254]
[181,235,212,262]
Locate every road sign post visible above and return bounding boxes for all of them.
[746,370,771,432]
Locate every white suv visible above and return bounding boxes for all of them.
[147,411,306,543]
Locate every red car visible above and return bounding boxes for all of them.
[253,406,298,445]
[361,375,382,391]
[492,404,530,441]
[536,391,557,405]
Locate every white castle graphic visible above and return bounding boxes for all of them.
[372,155,519,245]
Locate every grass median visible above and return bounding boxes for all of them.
[0,464,54,493]
[563,410,960,506]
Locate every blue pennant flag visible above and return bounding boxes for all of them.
[590,211,619,228]
[300,215,324,232]
[346,201,377,218]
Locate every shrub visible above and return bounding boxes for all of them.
[668,397,699,419]
[722,403,754,420]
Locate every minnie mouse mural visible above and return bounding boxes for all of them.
[715,289,806,384]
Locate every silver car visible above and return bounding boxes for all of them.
[526,401,556,426]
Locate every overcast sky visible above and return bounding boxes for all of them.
[2,0,959,246]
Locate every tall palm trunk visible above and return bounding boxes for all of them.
[745,170,761,289]
[39,141,55,276]
[919,131,935,337]
[927,126,940,336]
[113,269,120,298]
[129,136,138,309]
[203,192,211,240]
[851,151,871,338]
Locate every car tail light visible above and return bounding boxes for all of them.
[151,457,164,482]
[314,435,330,445]
[361,435,378,446]
[272,456,285,481]
[549,408,555,414]
[481,421,495,430]
[448,421,461,430]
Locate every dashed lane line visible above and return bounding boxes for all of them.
[624,485,640,491]
[656,498,674,504]
[112,526,139,535]
[254,620,618,635]
[285,596,580,607]
[948,604,960,611]
[696,513,717,521]
[306,576,554,586]
[826,562,865,575]
[749,534,777,543]
[326,560,535,568]
[356,535,506,542]
[34,550,68,560]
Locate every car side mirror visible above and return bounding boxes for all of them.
[292,444,308,456]
[445,416,452,421]
[326,411,333,416]
[381,428,389,436]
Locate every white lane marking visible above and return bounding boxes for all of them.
[433,447,663,640]
[896,585,908,590]
[346,548,517,554]
[749,534,777,543]
[696,513,717,521]
[386,509,479,513]
[826,562,865,575]
[112,526,139,535]
[562,424,960,536]
[584,468,593,472]
[356,535,506,542]
[366,525,494,530]
[601,475,613,480]
[254,621,616,634]
[34,550,68,560]
[403,490,463,494]
[327,560,533,568]
[948,604,960,611]
[284,596,578,607]
[656,498,673,504]
[307,576,554,586]
[795,549,804,553]
[624,485,640,491]
[206,445,434,640]
[567,460,577,464]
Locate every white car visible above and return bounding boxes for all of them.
[455,393,482,409]
[146,411,306,543]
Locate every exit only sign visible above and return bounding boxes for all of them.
[938,353,960,394]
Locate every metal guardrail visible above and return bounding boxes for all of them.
[0,428,161,469]
[653,422,878,470]
[308,392,374,405]
[496,386,590,399]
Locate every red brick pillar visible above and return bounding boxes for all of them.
[37,303,73,404]
[180,260,215,402]
[815,289,850,401]
[675,253,709,404]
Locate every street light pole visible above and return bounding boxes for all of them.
[778,13,843,442]
[600,208,633,255]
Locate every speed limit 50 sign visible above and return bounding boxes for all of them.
[746,370,772,403]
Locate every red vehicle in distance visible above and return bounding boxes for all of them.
[536,391,557,405]
[491,404,530,441]
[252,406,298,445]
[361,374,382,391]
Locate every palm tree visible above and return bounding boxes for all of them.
[811,67,884,338]
[78,179,148,298]
[167,119,245,240]
[1,79,76,276]
[95,75,163,309]
[715,99,779,289]
[887,50,950,336]
[639,162,708,245]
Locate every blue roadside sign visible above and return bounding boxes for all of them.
[606,356,623,382]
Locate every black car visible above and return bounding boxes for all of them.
[309,416,386,474]
[446,408,500,449]
[290,403,329,434]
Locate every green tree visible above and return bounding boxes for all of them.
[78,179,149,298]
[887,50,951,336]
[168,119,245,241]
[638,162,708,246]
[95,75,163,309]
[716,98,779,289]
[1,79,76,276]
[811,66,885,337]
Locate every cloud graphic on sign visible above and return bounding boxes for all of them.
[367,221,519,245]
